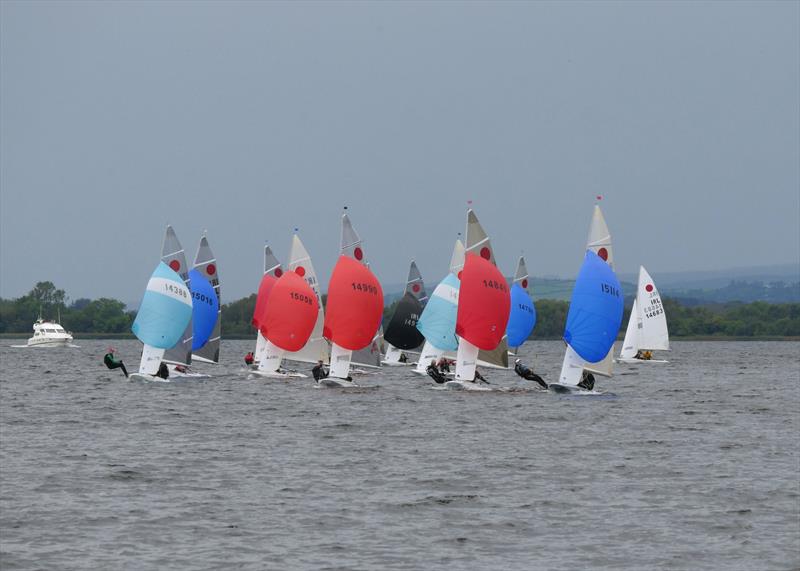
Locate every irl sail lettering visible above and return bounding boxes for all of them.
[350,282,379,295]
[600,283,621,297]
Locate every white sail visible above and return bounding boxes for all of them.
[257,341,285,373]
[582,204,615,378]
[284,234,330,365]
[329,342,353,379]
[619,297,640,360]
[139,345,165,375]
[636,266,670,351]
[454,338,480,381]
[557,344,586,387]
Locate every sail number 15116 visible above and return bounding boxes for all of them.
[600,283,620,297]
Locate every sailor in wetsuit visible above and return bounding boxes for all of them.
[426,360,447,384]
[437,357,451,373]
[155,362,170,380]
[398,352,408,363]
[103,347,128,377]
[514,358,547,389]
[473,369,489,384]
[312,360,328,381]
[577,370,595,391]
[244,352,255,366]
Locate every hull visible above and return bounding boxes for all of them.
[129,373,169,383]
[317,377,359,388]
[444,379,491,391]
[26,338,73,347]
[249,369,308,379]
[616,358,669,364]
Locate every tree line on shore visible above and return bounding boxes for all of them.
[1,281,798,338]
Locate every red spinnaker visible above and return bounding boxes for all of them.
[260,271,319,352]
[323,256,384,351]
[252,274,278,329]
[456,253,511,350]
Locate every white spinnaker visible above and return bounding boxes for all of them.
[636,266,669,351]
[583,204,615,378]
[282,234,330,365]
[557,344,586,387]
[619,298,640,360]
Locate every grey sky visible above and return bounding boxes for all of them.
[2,0,798,304]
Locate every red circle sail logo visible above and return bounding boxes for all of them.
[206,263,216,276]
[412,284,420,293]
[295,266,306,277]
[521,279,529,289]
[480,247,491,260]
[274,267,283,277]
[354,247,364,261]
[169,260,181,272]
[597,247,608,261]
[645,284,654,292]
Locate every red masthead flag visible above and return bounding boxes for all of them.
[455,253,511,350]
[260,270,319,352]
[323,256,384,350]
[252,273,278,329]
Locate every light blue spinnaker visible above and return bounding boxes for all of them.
[415,273,460,352]
[189,268,220,351]
[563,250,624,363]
[507,283,536,348]
[132,262,194,349]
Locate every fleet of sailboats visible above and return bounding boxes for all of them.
[124,202,668,392]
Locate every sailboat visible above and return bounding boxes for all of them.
[582,204,616,378]
[506,256,537,352]
[618,266,669,363]
[252,245,283,367]
[382,261,428,366]
[191,234,221,365]
[251,257,320,378]
[551,250,624,393]
[449,209,511,390]
[129,262,194,382]
[159,226,194,373]
[413,239,464,375]
[321,211,384,387]
[283,233,330,367]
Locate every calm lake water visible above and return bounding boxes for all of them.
[1,340,798,570]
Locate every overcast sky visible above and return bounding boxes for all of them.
[2,0,798,303]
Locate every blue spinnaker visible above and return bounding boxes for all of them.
[563,250,624,363]
[132,262,194,349]
[189,269,219,350]
[416,273,459,351]
[507,283,536,348]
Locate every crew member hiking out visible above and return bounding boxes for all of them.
[156,362,169,380]
[514,358,547,389]
[103,347,128,378]
[426,360,446,384]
